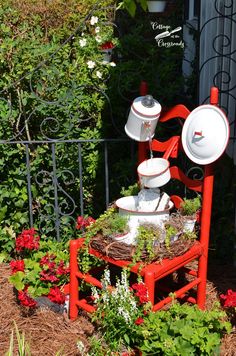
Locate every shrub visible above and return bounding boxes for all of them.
[136,302,231,355]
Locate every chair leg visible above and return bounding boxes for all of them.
[197,254,208,309]
[69,239,80,320]
[197,165,214,310]
[144,271,155,305]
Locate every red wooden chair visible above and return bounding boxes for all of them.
[69,88,219,319]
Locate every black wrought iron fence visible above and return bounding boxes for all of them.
[0,138,134,241]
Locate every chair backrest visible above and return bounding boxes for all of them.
[137,89,218,247]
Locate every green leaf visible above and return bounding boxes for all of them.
[174,337,195,355]
[138,0,147,11]
[0,252,8,263]
[123,0,137,17]
[0,206,7,221]
[123,333,130,345]
[9,271,25,291]
[27,285,49,298]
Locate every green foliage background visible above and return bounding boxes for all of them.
[0,0,185,250]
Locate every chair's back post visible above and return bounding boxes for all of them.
[199,86,218,244]
[200,86,218,244]
[210,86,219,105]
[197,86,218,308]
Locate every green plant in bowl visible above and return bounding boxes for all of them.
[87,208,129,238]
[180,196,201,218]
[101,213,130,238]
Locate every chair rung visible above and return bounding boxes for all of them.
[76,299,96,313]
[181,267,197,276]
[76,270,103,289]
[153,277,201,311]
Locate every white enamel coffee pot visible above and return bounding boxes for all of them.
[125,95,162,142]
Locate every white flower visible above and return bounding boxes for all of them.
[103,268,111,286]
[87,60,96,69]
[117,307,131,324]
[77,340,86,353]
[95,35,102,43]
[79,38,87,47]
[109,61,116,67]
[91,286,99,302]
[102,293,110,303]
[130,298,138,311]
[95,26,100,33]
[90,16,98,25]
[121,270,129,286]
[96,70,102,79]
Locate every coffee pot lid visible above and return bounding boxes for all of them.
[181,104,229,165]
[132,95,162,118]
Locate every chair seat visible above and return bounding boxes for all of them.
[89,240,202,280]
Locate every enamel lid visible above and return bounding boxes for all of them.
[181,105,229,165]
[132,95,162,118]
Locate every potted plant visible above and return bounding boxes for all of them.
[147,0,167,13]
[101,213,130,239]
[96,24,118,63]
[99,41,116,63]
[87,208,132,244]
[179,196,201,232]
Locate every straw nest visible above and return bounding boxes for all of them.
[89,233,196,262]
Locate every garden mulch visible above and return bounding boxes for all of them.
[0,262,235,355]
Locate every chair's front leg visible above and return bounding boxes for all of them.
[144,270,155,306]
[69,239,83,320]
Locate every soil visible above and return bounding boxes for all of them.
[0,262,235,356]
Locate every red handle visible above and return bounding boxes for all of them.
[139,81,148,96]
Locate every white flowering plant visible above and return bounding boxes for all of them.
[91,269,151,352]
[76,12,119,72]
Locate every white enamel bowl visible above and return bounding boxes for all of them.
[115,195,173,227]
[137,158,171,188]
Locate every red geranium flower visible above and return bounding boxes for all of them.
[48,287,65,304]
[135,317,144,325]
[40,253,56,267]
[76,216,95,230]
[56,260,70,275]
[18,290,37,308]
[76,216,86,230]
[16,228,40,252]
[10,260,25,274]
[220,289,236,308]
[40,270,59,283]
[132,283,149,304]
[84,216,96,227]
